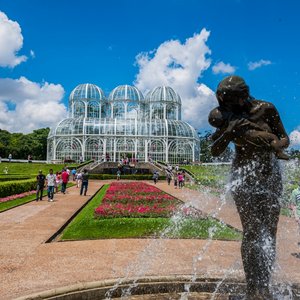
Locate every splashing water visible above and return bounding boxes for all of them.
[105,160,299,299]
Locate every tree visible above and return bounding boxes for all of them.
[198,130,233,163]
[199,131,214,162]
[0,128,50,160]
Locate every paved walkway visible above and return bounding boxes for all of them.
[0,180,299,299]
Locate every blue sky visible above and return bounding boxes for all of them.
[0,0,300,145]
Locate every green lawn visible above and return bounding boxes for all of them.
[182,165,230,188]
[0,162,77,176]
[60,184,241,241]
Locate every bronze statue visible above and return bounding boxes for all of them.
[208,76,290,300]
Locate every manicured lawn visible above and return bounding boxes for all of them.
[60,184,241,241]
[0,162,77,176]
[182,165,230,188]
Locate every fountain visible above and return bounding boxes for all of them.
[16,76,300,300]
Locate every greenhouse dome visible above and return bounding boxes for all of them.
[141,86,181,120]
[48,83,200,164]
[69,83,107,118]
[108,85,143,119]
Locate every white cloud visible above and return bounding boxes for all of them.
[0,77,67,133]
[248,59,272,71]
[212,61,236,74]
[0,11,27,67]
[134,29,218,130]
[289,130,300,148]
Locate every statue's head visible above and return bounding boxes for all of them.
[216,76,250,110]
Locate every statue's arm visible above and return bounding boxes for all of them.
[267,104,290,149]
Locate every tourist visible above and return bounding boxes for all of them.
[61,169,69,194]
[175,165,179,172]
[71,168,76,181]
[166,172,172,185]
[152,171,159,184]
[79,155,83,164]
[76,170,82,188]
[116,169,121,181]
[178,172,184,189]
[174,175,178,189]
[55,171,61,193]
[209,75,289,299]
[8,153,12,162]
[80,169,89,196]
[36,170,45,201]
[182,170,186,186]
[46,169,56,202]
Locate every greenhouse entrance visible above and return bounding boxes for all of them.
[116,152,136,162]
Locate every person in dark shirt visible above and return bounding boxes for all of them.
[36,170,45,201]
[80,169,89,196]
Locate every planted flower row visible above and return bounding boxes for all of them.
[95,182,181,218]
[0,190,36,203]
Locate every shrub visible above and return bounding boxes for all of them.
[89,174,166,180]
[0,179,37,198]
[0,175,32,182]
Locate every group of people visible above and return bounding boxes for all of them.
[166,170,185,189]
[36,167,89,202]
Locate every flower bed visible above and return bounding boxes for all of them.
[95,182,180,218]
[0,190,36,203]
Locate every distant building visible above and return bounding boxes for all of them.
[47,84,199,163]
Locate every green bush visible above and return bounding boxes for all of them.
[0,179,37,198]
[89,174,166,180]
[0,175,32,182]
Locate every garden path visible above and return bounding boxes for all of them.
[0,180,299,300]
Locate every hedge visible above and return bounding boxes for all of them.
[89,174,166,180]
[0,175,32,182]
[0,179,37,198]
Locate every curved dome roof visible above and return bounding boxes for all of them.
[145,86,181,105]
[70,83,106,102]
[49,118,199,140]
[108,85,144,102]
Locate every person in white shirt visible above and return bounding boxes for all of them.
[46,169,56,202]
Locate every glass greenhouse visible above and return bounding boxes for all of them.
[47,84,200,163]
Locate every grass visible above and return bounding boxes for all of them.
[182,165,230,188]
[60,184,241,241]
[0,162,78,176]
[0,183,75,213]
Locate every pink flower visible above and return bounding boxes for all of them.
[95,182,181,218]
[0,191,36,203]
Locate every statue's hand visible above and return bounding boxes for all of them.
[225,119,248,136]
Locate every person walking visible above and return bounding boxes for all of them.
[61,169,69,194]
[178,172,184,189]
[116,170,121,181]
[174,174,178,189]
[80,169,89,196]
[76,170,82,188]
[36,170,45,201]
[71,168,76,181]
[46,169,56,202]
[8,153,12,162]
[166,172,172,185]
[153,171,159,184]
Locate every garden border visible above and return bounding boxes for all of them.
[45,185,105,243]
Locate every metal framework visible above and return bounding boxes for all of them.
[48,84,199,163]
